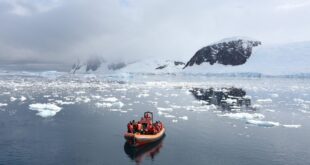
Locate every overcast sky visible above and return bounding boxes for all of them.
[1,0,310,70]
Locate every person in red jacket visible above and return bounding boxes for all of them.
[147,123,154,134]
[137,121,142,133]
[127,121,134,133]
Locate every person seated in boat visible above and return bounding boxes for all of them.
[154,121,160,133]
[137,121,143,133]
[127,121,134,133]
[147,123,155,134]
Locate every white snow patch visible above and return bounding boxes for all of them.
[29,103,62,118]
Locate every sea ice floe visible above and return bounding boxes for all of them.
[218,112,265,120]
[29,103,62,118]
[96,102,113,108]
[55,100,75,105]
[256,98,273,103]
[270,93,279,98]
[96,101,124,109]
[112,101,124,108]
[137,93,149,98]
[157,107,173,112]
[252,104,262,109]
[172,119,178,123]
[0,103,8,107]
[102,97,118,102]
[164,114,176,118]
[246,120,280,127]
[179,116,188,120]
[20,96,27,102]
[10,97,17,102]
[282,124,302,128]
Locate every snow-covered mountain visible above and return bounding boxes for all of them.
[70,56,127,74]
[120,59,185,74]
[70,37,310,76]
[183,40,310,75]
[184,37,261,68]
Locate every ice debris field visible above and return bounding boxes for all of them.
[0,74,309,130]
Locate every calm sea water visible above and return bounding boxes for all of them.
[0,74,310,165]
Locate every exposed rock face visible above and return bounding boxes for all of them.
[190,87,252,111]
[155,60,185,70]
[156,65,168,70]
[70,56,106,73]
[174,61,185,66]
[108,62,126,71]
[184,38,261,68]
[86,56,103,72]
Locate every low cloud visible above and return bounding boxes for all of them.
[0,0,310,70]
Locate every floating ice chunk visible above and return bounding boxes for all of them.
[157,107,173,112]
[179,116,188,120]
[252,104,262,109]
[75,91,86,94]
[256,98,272,103]
[170,105,182,109]
[225,98,237,104]
[112,101,124,108]
[137,93,149,98]
[55,100,75,105]
[2,92,10,95]
[158,111,168,116]
[218,113,265,120]
[300,109,310,114]
[115,88,127,91]
[282,124,302,128]
[20,96,27,102]
[91,95,101,99]
[164,114,176,118]
[265,109,275,112]
[270,93,279,98]
[83,97,91,103]
[102,97,118,102]
[246,120,280,127]
[294,98,304,104]
[155,92,162,96]
[29,103,62,118]
[172,119,178,123]
[96,102,113,108]
[0,103,8,107]
[10,97,17,102]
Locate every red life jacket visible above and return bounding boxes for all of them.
[129,124,134,133]
[137,123,142,131]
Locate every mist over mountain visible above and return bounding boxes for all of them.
[68,37,310,76]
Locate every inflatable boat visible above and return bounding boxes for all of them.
[124,112,165,147]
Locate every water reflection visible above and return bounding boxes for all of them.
[124,135,165,165]
[190,87,253,111]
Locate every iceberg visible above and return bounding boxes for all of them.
[29,103,62,118]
